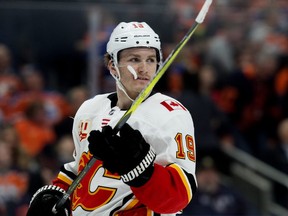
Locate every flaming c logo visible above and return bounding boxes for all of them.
[71,152,119,211]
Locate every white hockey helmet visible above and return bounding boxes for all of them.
[107,21,162,65]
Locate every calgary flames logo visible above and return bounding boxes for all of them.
[71,152,119,211]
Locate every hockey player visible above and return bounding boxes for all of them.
[27,21,197,216]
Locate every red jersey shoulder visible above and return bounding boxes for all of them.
[160,99,187,112]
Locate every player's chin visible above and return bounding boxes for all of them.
[134,84,148,93]
[130,85,145,96]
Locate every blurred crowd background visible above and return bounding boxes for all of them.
[0,0,288,215]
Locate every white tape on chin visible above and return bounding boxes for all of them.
[127,65,138,80]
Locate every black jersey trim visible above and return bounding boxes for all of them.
[60,165,77,181]
[109,193,134,216]
[182,169,197,195]
[107,92,118,108]
[166,163,197,195]
[107,91,157,110]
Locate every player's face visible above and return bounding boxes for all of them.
[117,48,158,99]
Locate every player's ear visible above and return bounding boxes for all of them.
[108,60,118,78]
[108,60,115,70]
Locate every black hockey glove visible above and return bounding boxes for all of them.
[27,185,71,216]
[88,123,156,187]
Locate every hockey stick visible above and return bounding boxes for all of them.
[53,0,212,213]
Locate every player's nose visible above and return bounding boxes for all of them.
[137,61,148,73]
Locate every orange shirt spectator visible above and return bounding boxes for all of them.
[275,67,288,97]
[11,65,70,125]
[13,100,56,157]
[0,140,28,216]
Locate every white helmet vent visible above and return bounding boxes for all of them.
[114,37,128,43]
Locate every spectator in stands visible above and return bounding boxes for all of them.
[0,139,29,216]
[261,118,288,208]
[13,100,56,157]
[213,47,283,158]
[54,135,75,166]
[0,44,22,122]
[12,65,70,126]
[182,156,251,215]
[205,24,236,80]
[0,123,31,171]
[274,54,288,118]
[53,85,89,138]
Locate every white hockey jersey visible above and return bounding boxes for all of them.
[53,92,197,216]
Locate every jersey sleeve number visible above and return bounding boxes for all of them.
[175,133,196,161]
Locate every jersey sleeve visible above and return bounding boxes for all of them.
[52,162,77,191]
[131,163,196,214]
[128,97,198,214]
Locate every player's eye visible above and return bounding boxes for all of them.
[128,57,140,62]
[147,57,156,63]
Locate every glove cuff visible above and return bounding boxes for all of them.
[30,185,66,205]
[27,185,71,216]
[121,148,156,187]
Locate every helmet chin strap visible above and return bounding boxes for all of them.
[110,64,138,102]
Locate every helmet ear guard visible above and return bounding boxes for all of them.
[106,22,163,65]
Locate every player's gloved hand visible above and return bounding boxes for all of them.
[88,123,156,187]
[27,185,71,216]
